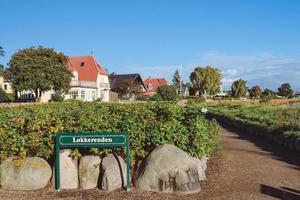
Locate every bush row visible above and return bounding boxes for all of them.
[0,102,220,162]
[205,103,300,152]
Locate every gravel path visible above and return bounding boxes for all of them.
[0,125,299,200]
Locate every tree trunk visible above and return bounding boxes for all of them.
[203,90,207,99]
[34,89,39,102]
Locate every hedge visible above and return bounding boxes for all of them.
[0,102,220,162]
[205,103,300,152]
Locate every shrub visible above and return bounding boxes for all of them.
[50,92,65,102]
[156,85,177,101]
[0,88,14,102]
[0,102,220,163]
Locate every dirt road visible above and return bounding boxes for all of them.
[1,125,299,200]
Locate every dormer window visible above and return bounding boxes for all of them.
[80,62,85,67]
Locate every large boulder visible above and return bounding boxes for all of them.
[135,144,208,193]
[79,156,101,189]
[53,149,79,189]
[100,154,128,191]
[0,157,52,190]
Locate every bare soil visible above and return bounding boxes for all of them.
[1,125,299,200]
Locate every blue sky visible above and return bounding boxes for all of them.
[1,0,300,91]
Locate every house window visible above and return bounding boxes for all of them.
[81,90,85,99]
[80,62,85,67]
[4,84,7,91]
[70,90,78,99]
[92,91,96,100]
[100,91,105,100]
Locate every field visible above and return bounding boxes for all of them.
[202,101,300,151]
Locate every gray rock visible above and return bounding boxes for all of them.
[100,154,128,191]
[79,156,101,189]
[135,144,208,193]
[0,157,52,190]
[53,149,79,189]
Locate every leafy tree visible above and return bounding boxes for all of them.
[113,79,142,98]
[190,66,221,98]
[156,85,177,101]
[4,46,72,102]
[249,85,262,99]
[231,79,247,98]
[262,88,276,98]
[278,83,293,97]
[172,69,182,95]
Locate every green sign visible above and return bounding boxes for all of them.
[55,132,130,191]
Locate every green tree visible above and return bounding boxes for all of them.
[190,66,222,98]
[113,79,142,98]
[4,46,72,102]
[156,85,177,101]
[172,69,182,95]
[278,83,293,97]
[249,85,262,99]
[231,79,247,98]
[262,88,276,98]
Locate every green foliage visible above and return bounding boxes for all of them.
[112,79,142,98]
[190,66,222,98]
[50,92,65,102]
[205,103,300,149]
[150,93,163,101]
[231,79,247,98]
[262,88,276,98]
[4,46,72,101]
[278,83,293,97]
[0,88,14,102]
[0,102,220,162]
[172,70,182,95]
[249,85,262,99]
[185,96,206,104]
[156,85,177,101]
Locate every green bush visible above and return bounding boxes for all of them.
[0,102,220,162]
[50,92,65,102]
[0,88,14,102]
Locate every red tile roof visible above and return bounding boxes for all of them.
[67,55,107,82]
[143,77,168,96]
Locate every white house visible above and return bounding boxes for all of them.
[19,55,111,102]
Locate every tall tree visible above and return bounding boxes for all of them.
[278,83,293,97]
[172,69,181,95]
[231,79,247,98]
[4,46,72,101]
[249,85,262,99]
[189,66,222,98]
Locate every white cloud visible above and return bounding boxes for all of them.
[115,51,300,91]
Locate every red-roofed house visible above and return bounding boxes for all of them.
[143,77,168,97]
[22,55,111,102]
[66,55,110,102]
